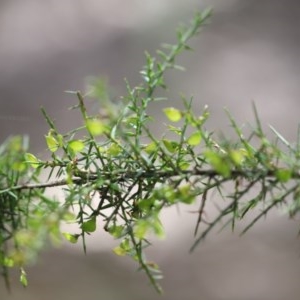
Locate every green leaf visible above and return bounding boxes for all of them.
[20,268,28,287]
[229,149,245,166]
[163,107,182,122]
[162,139,178,153]
[167,125,183,135]
[144,142,157,154]
[108,225,124,238]
[134,216,165,240]
[124,115,139,128]
[25,153,40,168]
[178,184,195,204]
[12,161,27,172]
[86,119,106,136]
[56,134,64,147]
[113,245,127,256]
[68,140,84,154]
[187,131,201,146]
[3,256,14,267]
[275,169,292,183]
[204,150,231,177]
[81,217,96,233]
[138,197,158,212]
[107,143,122,156]
[134,219,149,240]
[152,217,165,239]
[62,232,80,244]
[178,161,190,170]
[113,238,131,256]
[62,212,76,222]
[156,185,176,204]
[45,134,59,152]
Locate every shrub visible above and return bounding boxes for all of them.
[1,8,299,293]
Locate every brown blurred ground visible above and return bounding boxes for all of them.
[1,1,300,299]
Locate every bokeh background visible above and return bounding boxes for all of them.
[1,1,300,299]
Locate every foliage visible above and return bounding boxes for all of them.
[1,8,300,293]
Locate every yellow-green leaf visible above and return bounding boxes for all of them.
[62,232,80,244]
[3,256,14,267]
[229,150,245,166]
[24,153,40,169]
[187,131,201,146]
[204,150,231,177]
[68,140,84,153]
[107,143,122,156]
[167,125,182,135]
[178,161,190,170]
[86,119,106,136]
[20,268,28,287]
[134,220,150,240]
[81,217,96,233]
[144,142,157,154]
[113,238,130,256]
[98,146,106,153]
[62,212,76,222]
[162,139,178,153]
[275,169,292,183]
[56,134,64,147]
[163,107,182,122]
[113,246,127,256]
[178,184,195,204]
[108,225,124,238]
[45,134,59,152]
[12,161,27,172]
[152,217,165,239]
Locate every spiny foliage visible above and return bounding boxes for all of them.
[1,8,300,293]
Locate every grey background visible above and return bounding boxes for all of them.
[1,1,300,299]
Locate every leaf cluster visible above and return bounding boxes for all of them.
[1,8,300,293]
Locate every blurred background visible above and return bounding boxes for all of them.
[1,0,300,299]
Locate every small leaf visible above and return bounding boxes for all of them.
[275,169,292,183]
[167,125,182,135]
[124,115,139,128]
[204,150,231,177]
[113,238,131,256]
[113,246,127,256]
[25,153,40,168]
[3,256,14,267]
[178,184,195,204]
[134,220,149,240]
[229,150,245,166]
[62,232,80,244]
[187,131,201,146]
[134,216,165,240]
[68,140,84,154]
[152,217,165,239]
[107,143,122,156]
[178,161,190,170]
[144,142,157,154]
[62,212,76,222]
[81,217,96,233]
[12,161,27,172]
[162,139,178,153]
[108,225,124,238]
[45,134,59,152]
[163,107,182,122]
[20,268,28,287]
[98,146,106,152]
[86,119,106,136]
[56,134,64,147]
